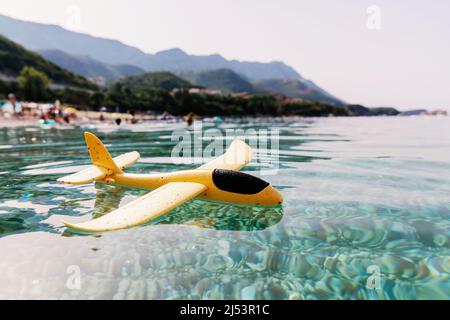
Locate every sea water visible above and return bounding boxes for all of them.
[0,117,448,299]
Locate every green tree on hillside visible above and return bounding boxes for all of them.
[18,66,50,101]
[89,92,106,110]
[246,95,278,115]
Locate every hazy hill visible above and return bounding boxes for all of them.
[177,69,255,94]
[147,48,302,80]
[113,72,193,91]
[0,14,344,103]
[253,79,343,105]
[346,105,400,116]
[0,35,96,89]
[39,49,145,81]
[0,14,302,81]
[0,14,149,68]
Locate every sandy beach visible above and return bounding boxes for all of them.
[0,111,157,128]
[0,117,38,128]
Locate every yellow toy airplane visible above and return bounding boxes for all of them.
[58,132,283,232]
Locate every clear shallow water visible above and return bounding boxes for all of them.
[0,117,449,300]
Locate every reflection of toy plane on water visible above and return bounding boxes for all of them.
[58,132,283,232]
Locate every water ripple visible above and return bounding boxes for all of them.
[0,118,448,299]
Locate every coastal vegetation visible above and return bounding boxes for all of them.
[0,71,347,116]
[0,33,396,117]
[17,67,50,102]
[113,72,193,91]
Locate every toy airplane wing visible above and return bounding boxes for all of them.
[198,138,252,171]
[63,182,207,232]
[113,151,141,170]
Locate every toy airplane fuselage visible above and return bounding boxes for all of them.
[106,169,282,206]
[58,132,283,232]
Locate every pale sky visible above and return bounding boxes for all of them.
[1,0,449,110]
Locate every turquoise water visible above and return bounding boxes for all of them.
[0,117,448,299]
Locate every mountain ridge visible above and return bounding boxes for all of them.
[176,69,256,94]
[253,79,343,105]
[0,34,96,89]
[38,49,145,81]
[0,14,303,81]
[0,14,342,104]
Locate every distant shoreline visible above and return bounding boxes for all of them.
[0,113,447,129]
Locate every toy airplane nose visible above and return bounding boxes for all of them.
[211,169,283,206]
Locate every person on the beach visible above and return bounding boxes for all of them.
[185,112,194,126]
[99,106,106,122]
[53,100,64,124]
[130,111,138,124]
[1,94,22,116]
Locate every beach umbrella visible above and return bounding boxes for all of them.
[64,107,77,114]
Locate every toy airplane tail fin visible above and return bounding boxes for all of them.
[57,132,140,185]
[84,132,122,174]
